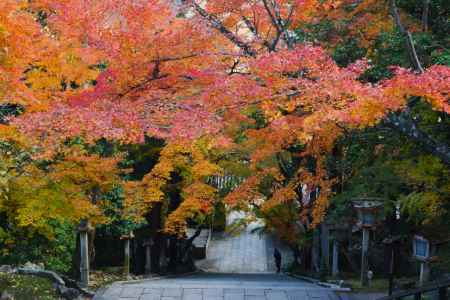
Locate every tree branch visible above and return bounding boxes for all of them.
[261,0,284,50]
[385,1,450,164]
[242,16,273,51]
[190,2,257,57]
[117,61,169,98]
[271,0,295,49]
[389,0,424,73]
[262,0,283,34]
[385,110,450,165]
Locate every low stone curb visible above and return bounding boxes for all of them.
[119,270,202,285]
[286,273,352,292]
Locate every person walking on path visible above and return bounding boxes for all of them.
[274,248,282,273]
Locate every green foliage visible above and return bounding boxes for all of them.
[410,101,450,144]
[362,30,410,82]
[121,136,165,180]
[0,221,75,273]
[397,0,450,41]
[394,155,449,226]
[294,20,337,44]
[97,185,144,237]
[332,40,367,67]
[431,48,450,66]
[327,113,449,233]
[0,104,24,123]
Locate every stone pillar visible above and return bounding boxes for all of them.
[321,223,330,273]
[361,228,369,286]
[143,239,153,275]
[78,221,90,288]
[160,240,166,271]
[311,228,320,273]
[121,231,134,279]
[332,239,339,277]
[419,261,430,285]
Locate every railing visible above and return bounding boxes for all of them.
[378,279,450,300]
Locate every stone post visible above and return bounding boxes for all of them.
[332,239,339,277]
[311,228,320,273]
[143,239,154,275]
[320,223,330,273]
[419,261,430,285]
[78,220,90,288]
[121,231,134,279]
[361,228,369,286]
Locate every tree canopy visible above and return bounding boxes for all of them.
[0,0,449,238]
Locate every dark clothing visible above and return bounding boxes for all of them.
[274,248,282,273]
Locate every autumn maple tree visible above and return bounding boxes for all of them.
[0,0,449,238]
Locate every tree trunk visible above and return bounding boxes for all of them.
[422,0,430,32]
[385,113,450,165]
[88,228,96,268]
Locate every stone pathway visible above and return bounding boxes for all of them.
[95,212,326,300]
[196,211,294,273]
[94,273,337,300]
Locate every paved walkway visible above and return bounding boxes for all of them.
[196,211,293,273]
[95,212,323,300]
[94,273,337,300]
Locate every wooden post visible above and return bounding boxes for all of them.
[361,228,369,286]
[332,239,339,277]
[143,239,153,275]
[121,232,134,279]
[78,221,90,288]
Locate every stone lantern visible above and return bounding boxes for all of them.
[120,231,135,279]
[352,198,383,286]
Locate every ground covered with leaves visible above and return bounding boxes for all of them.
[0,273,61,300]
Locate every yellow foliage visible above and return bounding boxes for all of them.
[124,140,222,234]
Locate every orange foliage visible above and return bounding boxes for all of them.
[0,0,448,235]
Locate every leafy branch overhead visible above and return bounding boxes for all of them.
[0,0,448,235]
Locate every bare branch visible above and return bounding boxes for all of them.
[151,54,198,63]
[190,1,257,57]
[242,16,273,50]
[389,0,424,73]
[262,0,283,34]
